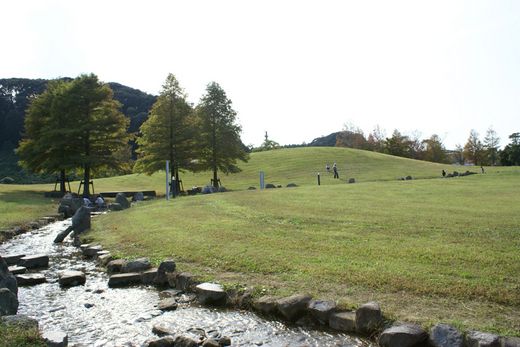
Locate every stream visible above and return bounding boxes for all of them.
[1,219,373,347]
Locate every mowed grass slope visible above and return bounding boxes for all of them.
[83,147,466,193]
[89,169,520,335]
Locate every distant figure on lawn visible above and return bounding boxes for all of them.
[325,163,330,173]
[83,197,92,207]
[442,169,446,177]
[481,166,485,173]
[333,162,339,179]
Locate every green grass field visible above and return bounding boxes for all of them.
[1,147,519,335]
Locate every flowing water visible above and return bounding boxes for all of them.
[1,219,373,347]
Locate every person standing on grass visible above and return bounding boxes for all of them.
[333,162,339,179]
[326,163,330,173]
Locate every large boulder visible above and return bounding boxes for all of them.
[141,269,158,285]
[195,282,227,306]
[202,185,217,194]
[465,331,501,347]
[355,301,383,334]
[158,298,178,311]
[167,272,198,291]
[146,336,175,347]
[54,206,90,243]
[429,323,464,347]
[156,259,176,285]
[0,256,18,295]
[0,288,18,316]
[115,192,131,209]
[0,314,39,330]
[58,195,83,218]
[501,337,520,347]
[276,294,312,321]
[121,258,151,273]
[379,324,428,347]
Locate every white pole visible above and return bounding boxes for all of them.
[259,171,265,190]
[166,160,170,201]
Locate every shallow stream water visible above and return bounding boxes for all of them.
[1,219,373,347]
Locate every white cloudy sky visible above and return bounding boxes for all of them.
[2,0,520,148]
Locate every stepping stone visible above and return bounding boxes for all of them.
[16,274,47,286]
[42,330,68,347]
[121,257,151,273]
[8,265,26,275]
[159,289,183,299]
[19,254,49,269]
[107,259,125,273]
[59,270,86,287]
[465,331,500,347]
[152,323,176,336]
[95,250,110,259]
[108,273,141,287]
[141,268,158,285]
[1,254,25,266]
[83,245,103,257]
[195,282,227,306]
[158,298,178,311]
[96,253,112,266]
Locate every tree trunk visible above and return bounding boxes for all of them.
[175,166,181,194]
[83,164,91,197]
[59,169,66,193]
[212,168,219,189]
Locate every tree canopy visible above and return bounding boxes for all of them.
[134,74,195,195]
[195,82,249,188]
[16,74,130,195]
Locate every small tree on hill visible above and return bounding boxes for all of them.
[134,74,195,195]
[483,126,500,166]
[422,134,447,163]
[195,82,248,188]
[463,129,484,165]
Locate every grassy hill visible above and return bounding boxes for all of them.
[2,147,519,335]
[84,147,457,194]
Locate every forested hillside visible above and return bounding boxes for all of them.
[0,78,156,183]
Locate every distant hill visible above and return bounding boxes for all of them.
[0,77,156,183]
[308,132,339,147]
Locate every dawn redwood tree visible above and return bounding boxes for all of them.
[195,82,248,188]
[17,80,76,193]
[134,74,195,195]
[463,129,484,165]
[483,126,500,166]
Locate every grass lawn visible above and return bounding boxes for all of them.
[87,169,520,336]
[0,184,58,233]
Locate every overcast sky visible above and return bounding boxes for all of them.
[2,0,519,149]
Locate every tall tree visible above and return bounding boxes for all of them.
[422,134,447,163]
[17,74,130,196]
[500,132,520,166]
[483,126,500,166]
[16,80,76,193]
[196,82,248,188]
[384,129,410,157]
[367,125,386,152]
[463,130,485,165]
[134,74,195,195]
